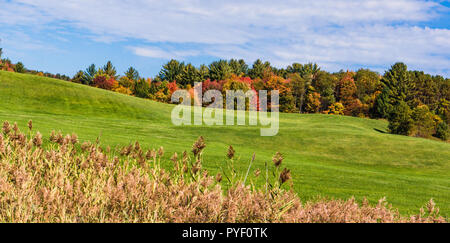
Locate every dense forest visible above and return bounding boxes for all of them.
[1,47,448,141]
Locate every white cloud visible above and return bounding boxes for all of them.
[0,0,449,76]
[129,46,200,60]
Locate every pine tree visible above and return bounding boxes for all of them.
[198,64,210,81]
[209,60,232,81]
[286,63,303,75]
[371,87,391,118]
[388,101,413,135]
[373,63,414,120]
[229,59,248,76]
[133,78,150,98]
[249,59,271,80]
[299,63,320,81]
[410,71,439,110]
[102,61,118,79]
[158,60,184,82]
[382,63,414,104]
[179,63,201,86]
[83,64,97,85]
[72,71,86,84]
[125,67,139,81]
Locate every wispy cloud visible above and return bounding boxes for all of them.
[129,46,200,60]
[0,0,449,76]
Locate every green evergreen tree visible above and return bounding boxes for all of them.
[209,60,232,81]
[229,59,248,76]
[410,71,439,110]
[286,63,303,75]
[179,63,201,86]
[102,61,118,79]
[198,64,210,81]
[435,122,448,141]
[299,63,320,81]
[280,92,297,113]
[248,59,271,79]
[14,62,25,73]
[83,64,97,85]
[272,67,287,78]
[382,63,414,104]
[371,87,391,118]
[133,78,150,98]
[72,70,86,84]
[388,101,413,135]
[374,63,414,120]
[125,67,139,81]
[158,59,184,82]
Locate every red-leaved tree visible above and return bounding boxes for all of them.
[93,75,117,90]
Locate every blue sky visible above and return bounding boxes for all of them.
[0,0,449,78]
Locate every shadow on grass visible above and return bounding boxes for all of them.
[374,128,387,134]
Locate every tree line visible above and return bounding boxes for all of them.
[71,59,449,141]
[0,49,70,80]
[1,47,448,141]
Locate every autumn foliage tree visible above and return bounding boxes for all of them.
[336,72,364,116]
[93,74,117,90]
[304,92,321,113]
[326,102,345,115]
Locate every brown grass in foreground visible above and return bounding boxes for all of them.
[0,120,445,223]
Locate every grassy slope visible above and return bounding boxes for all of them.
[1,71,449,216]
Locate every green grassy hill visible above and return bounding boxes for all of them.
[1,70,449,216]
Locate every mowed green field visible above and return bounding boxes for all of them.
[1,71,449,217]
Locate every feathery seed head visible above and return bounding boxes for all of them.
[215,173,223,183]
[227,145,235,159]
[28,120,33,131]
[158,146,164,157]
[170,152,178,163]
[280,168,291,184]
[33,132,43,147]
[192,136,206,157]
[272,152,284,167]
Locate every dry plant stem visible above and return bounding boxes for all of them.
[244,153,256,185]
[0,121,446,223]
